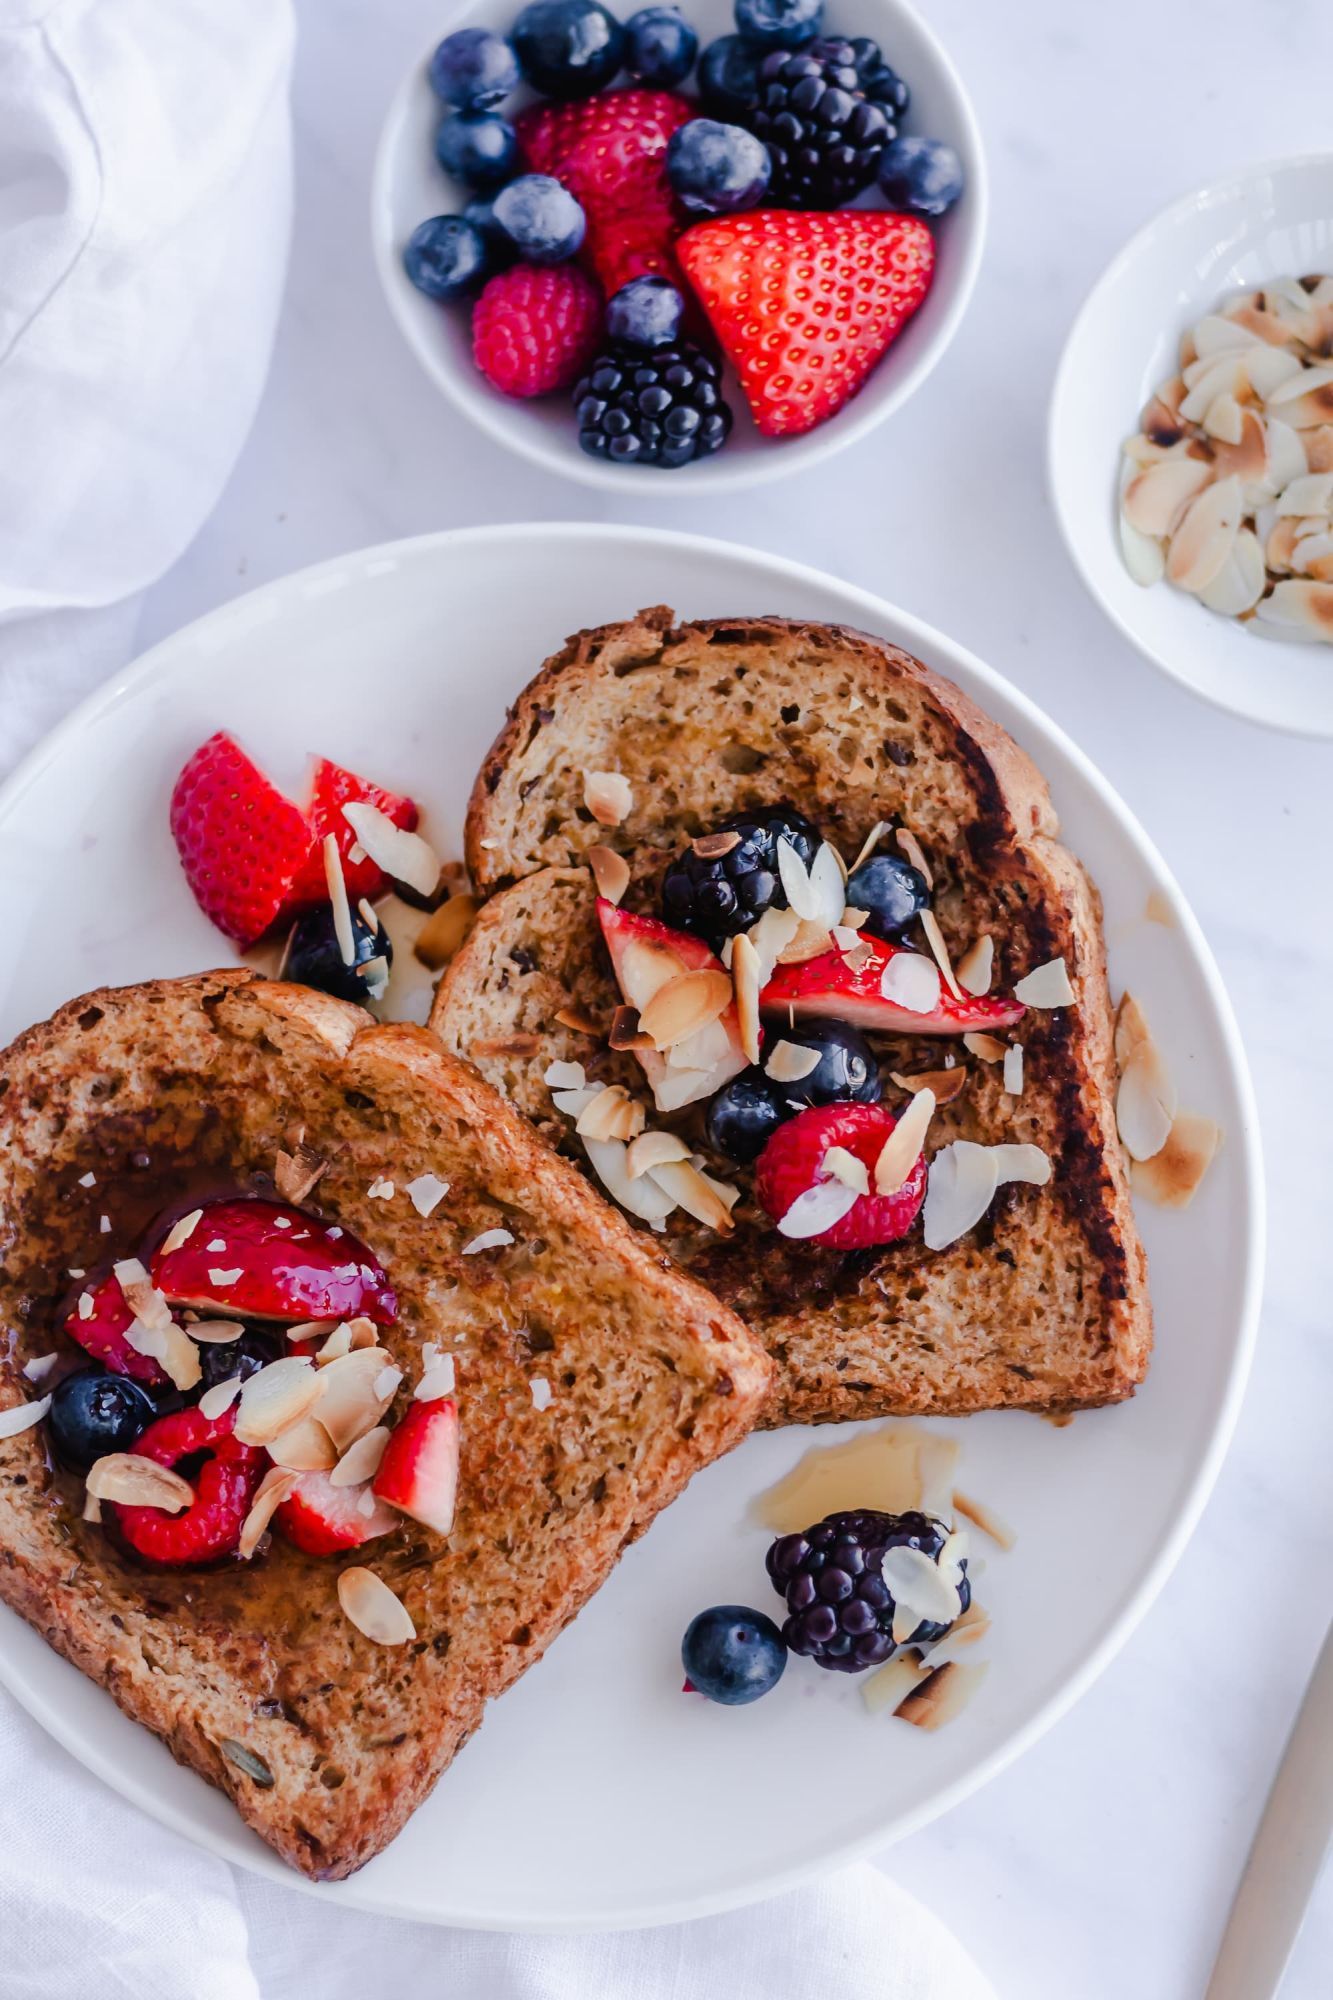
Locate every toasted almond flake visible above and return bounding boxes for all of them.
[0,1393,52,1441]
[807,842,848,928]
[86,1452,193,1510]
[691,830,742,859]
[925,1600,992,1659]
[891,826,931,889]
[554,1003,604,1035]
[415,893,480,969]
[341,801,441,898]
[582,1133,677,1226]
[267,1414,338,1471]
[1132,1110,1221,1207]
[274,1141,328,1205]
[847,820,887,875]
[776,918,834,965]
[917,909,962,999]
[367,1177,395,1201]
[67,1268,85,1279]
[586,843,630,905]
[625,1130,692,1178]
[404,1172,449,1218]
[823,1145,870,1196]
[880,952,941,1015]
[315,1348,402,1452]
[113,1258,173,1332]
[952,1490,1016,1550]
[608,1005,651,1051]
[874,1088,935,1195]
[732,933,762,1063]
[1167,475,1244,593]
[583,770,633,827]
[1121,457,1213,536]
[234,1357,323,1448]
[475,1033,544,1063]
[896,1660,989,1732]
[319,833,356,968]
[955,935,994,996]
[646,1158,738,1233]
[638,968,732,1051]
[1013,957,1075,1007]
[963,1032,1006,1063]
[22,1352,58,1386]
[1117,1036,1178,1161]
[576,1084,644,1143]
[198,1375,244,1420]
[182,1318,248,1344]
[744,904,802,986]
[338,1566,416,1645]
[883,1544,966,1628]
[239,1467,298,1558]
[82,1490,102,1523]
[839,906,869,931]
[1255,578,1333,638]
[862,1651,931,1716]
[1003,1044,1024,1096]
[331,1425,391,1486]
[315,1323,353,1362]
[921,1141,1000,1251]
[552,1082,602,1120]
[1120,512,1166,586]
[284,1318,338,1348]
[776,837,818,920]
[776,1177,860,1240]
[124,1316,203,1392]
[160,1209,203,1256]
[766,1039,822,1083]
[544,1058,587,1091]
[462,1227,514,1254]
[890,1066,967,1107]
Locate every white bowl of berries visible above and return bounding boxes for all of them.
[372,0,986,491]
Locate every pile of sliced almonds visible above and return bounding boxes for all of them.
[546,1060,740,1236]
[1119,275,1333,640]
[1114,994,1221,1207]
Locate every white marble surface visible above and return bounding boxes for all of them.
[132,0,1333,1991]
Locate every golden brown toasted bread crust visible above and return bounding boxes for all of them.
[0,971,770,1877]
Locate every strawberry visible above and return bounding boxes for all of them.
[169,732,312,947]
[583,201,684,303]
[516,89,692,227]
[287,758,419,909]
[274,1468,399,1556]
[62,1269,171,1387]
[596,898,748,1113]
[755,1102,928,1250]
[373,1398,459,1537]
[152,1197,398,1326]
[760,935,1024,1037]
[676,209,936,437]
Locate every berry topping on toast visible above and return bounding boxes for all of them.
[63,1269,173,1387]
[760,934,1025,1036]
[596,896,749,1110]
[274,1467,400,1555]
[106,1405,265,1566]
[152,1198,398,1327]
[754,1100,927,1248]
[372,1398,460,1537]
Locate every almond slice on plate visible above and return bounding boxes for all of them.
[338,1566,416,1646]
[1131,1110,1221,1207]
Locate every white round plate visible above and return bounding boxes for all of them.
[1048,152,1333,738]
[371,0,986,494]
[0,526,1260,1929]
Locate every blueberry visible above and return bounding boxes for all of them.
[286,901,392,1007]
[666,118,770,216]
[682,1604,787,1704]
[463,195,517,268]
[624,6,697,84]
[48,1369,156,1473]
[428,27,520,110]
[845,851,930,942]
[697,33,761,115]
[605,275,684,348]
[491,174,586,263]
[403,216,491,300]
[197,1329,283,1393]
[768,1018,882,1109]
[733,0,822,50]
[705,1069,790,1163]
[878,135,965,218]
[511,0,626,99]
[434,110,519,190]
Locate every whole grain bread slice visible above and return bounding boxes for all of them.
[0,970,770,1878]
[435,609,1151,1424]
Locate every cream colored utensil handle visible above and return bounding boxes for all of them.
[1205,1620,1333,2000]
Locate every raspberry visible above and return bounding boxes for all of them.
[766,1510,969,1672]
[471,264,604,399]
[108,1406,265,1566]
[754,1101,927,1249]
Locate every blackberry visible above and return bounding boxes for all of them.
[574,340,732,468]
[747,36,904,208]
[660,803,820,943]
[766,1510,969,1673]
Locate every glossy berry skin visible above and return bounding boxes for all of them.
[284,756,420,912]
[107,1406,265,1567]
[152,1197,398,1327]
[463,195,517,267]
[428,27,520,109]
[624,7,697,86]
[286,900,392,1006]
[733,0,822,50]
[573,340,732,467]
[660,804,820,944]
[491,174,586,262]
[434,110,519,190]
[511,0,626,99]
[748,39,895,208]
[274,1468,399,1555]
[698,34,761,116]
[846,35,910,119]
[169,731,313,948]
[878,135,965,218]
[766,1510,968,1670]
[682,1604,787,1704]
[48,1369,156,1473]
[473,263,603,398]
[196,1328,283,1393]
[403,216,491,300]
[769,1018,882,1109]
[754,1101,928,1250]
[605,275,684,348]
[845,851,930,942]
[62,1270,171,1388]
[666,118,770,215]
[705,1069,791,1163]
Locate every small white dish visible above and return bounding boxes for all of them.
[371,0,986,494]
[1048,153,1333,739]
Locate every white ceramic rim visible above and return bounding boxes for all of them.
[0,524,1264,1928]
[369,3,989,495]
[1046,149,1333,739]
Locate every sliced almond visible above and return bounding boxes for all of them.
[894,826,933,889]
[921,1141,999,1251]
[776,1177,860,1240]
[918,909,962,1000]
[625,1130,691,1179]
[1167,475,1243,593]
[316,1348,401,1451]
[691,830,741,859]
[338,1566,416,1645]
[823,1146,870,1197]
[766,1039,821,1083]
[341,802,441,898]
[0,1394,52,1441]
[267,1414,338,1472]
[274,1140,329,1206]
[1132,1110,1221,1207]
[553,1003,602,1035]
[955,935,993,997]
[330,1425,391,1488]
[1114,991,1153,1066]
[1013,957,1076,1008]
[160,1209,203,1256]
[862,1651,931,1716]
[1255,579,1333,639]
[233,1357,324,1449]
[583,770,633,827]
[405,1172,449,1218]
[323,833,356,968]
[991,1142,1051,1186]
[1122,457,1212,535]
[638,969,732,1051]
[575,1083,644,1143]
[239,1467,298,1559]
[874,1088,935,1195]
[587,844,630,905]
[895,1660,989,1732]
[182,1318,249,1344]
[123,1316,202,1393]
[732,933,761,1064]
[776,917,835,966]
[113,1258,173,1332]
[890,1065,967,1107]
[963,1032,1006,1063]
[415,893,480,969]
[847,820,887,876]
[608,1004,653,1052]
[952,1490,1016,1551]
[644,1158,736,1233]
[582,1134,677,1226]
[86,1453,193,1512]
[198,1375,244,1420]
[1002,1043,1024,1096]
[471,1033,541,1060]
[880,952,941,1015]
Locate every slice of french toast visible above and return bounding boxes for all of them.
[433,608,1151,1424]
[0,970,769,1877]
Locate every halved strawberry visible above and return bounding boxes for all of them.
[62,1269,171,1387]
[152,1198,398,1326]
[596,898,748,1112]
[516,89,692,226]
[169,732,312,947]
[274,1468,399,1555]
[286,758,419,910]
[372,1399,459,1537]
[761,936,1025,1036]
[677,209,935,437]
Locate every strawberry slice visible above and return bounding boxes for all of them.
[761,935,1024,1036]
[62,1269,171,1387]
[373,1399,459,1537]
[596,898,748,1113]
[516,89,692,225]
[274,1468,399,1555]
[755,1102,927,1250]
[286,758,419,910]
[677,209,935,438]
[169,732,312,947]
[152,1197,398,1326]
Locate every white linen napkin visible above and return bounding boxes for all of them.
[0,6,996,1994]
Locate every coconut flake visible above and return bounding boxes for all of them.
[765,1039,822,1083]
[955,936,994,996]
[991,1143,1051,1187]
[582,1135,677,1226]
[1003,1044,1024,1096]
[22,1352,58,1386]
[404,1172,449,1217]
[322,833,356,967]
[530,1376,553,1411]
[462,1228,514,1255]
[1013,957,1075,1007]
[625,1130,692,1179]
[1132,1111,1222,1207]
[160,1209,203,1255]
[1117,1038,1178,1161]
[776,1178,861,1240]
[921,1142,1000,1251]
[883,1544,965,1628]
[823,1146,870,1196]
[880,952,941,1015]
[341,801,441,897]
[0,1394,52,1440]
[645,1159,737,1233]
[894,827,933,889]
[544,1059,587,1091]
[367,1178,395,1201]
